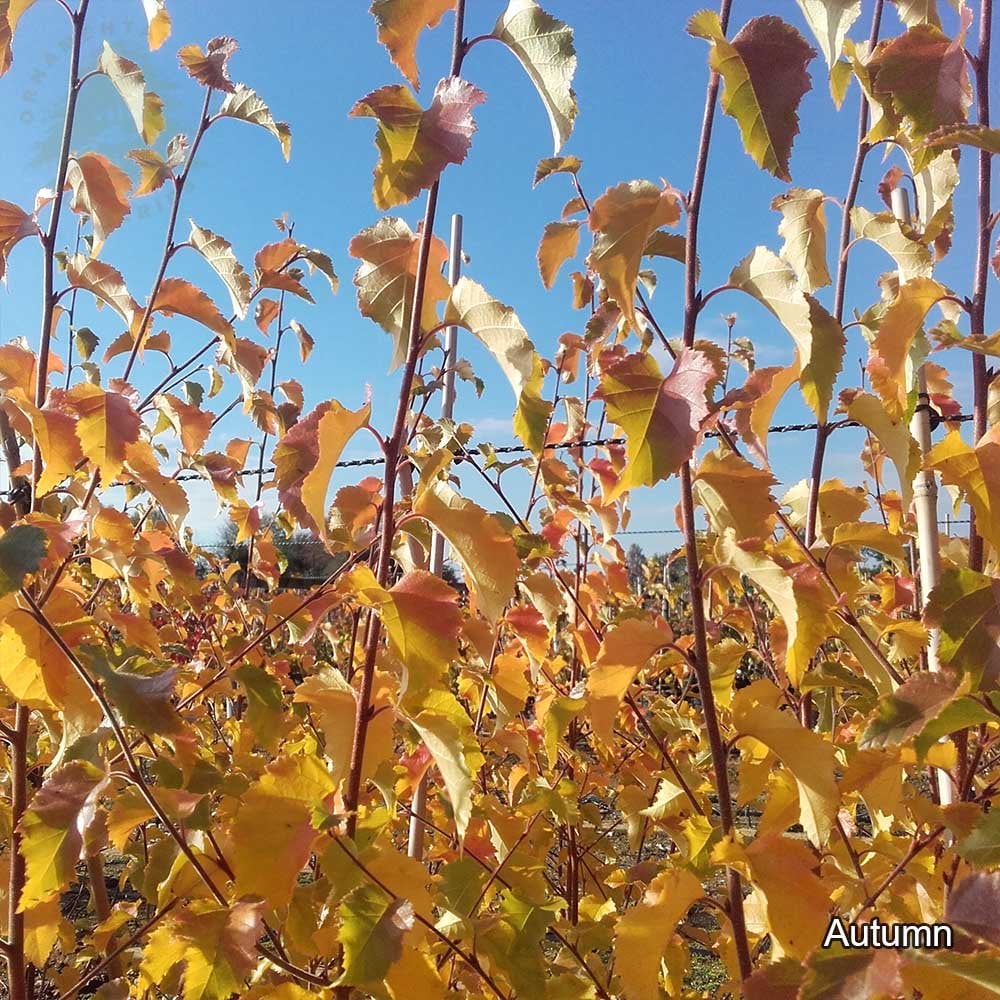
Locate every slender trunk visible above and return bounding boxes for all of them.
[33,0,90,508]
[800,0,884,728]
[679,0,752,981]
[343,2,467,841]
[970,0,993,573]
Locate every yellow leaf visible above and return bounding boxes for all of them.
[586,180,680,332]
[141,900,263,1000]
[729,247,844,420]
[347,566,462,700]
[928,426,1000,550]
[694,448,779,540]
[537,220,580,289]
[19,762,107,910]
[714,831,831,957]
[444,277,550,453]
[586,617,672,747]
[230,756,334,909]
[413,482,518,622]
[772,187,831,292]
[97,41,164,143]
[64,383,141,484]
[350,216,450,370]
[868,276,946,420]
[371,0,455,89]
[613,868,702,1000]
[596,347,714,499]
[732,679,839,846]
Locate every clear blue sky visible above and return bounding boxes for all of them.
[0,1,988,545]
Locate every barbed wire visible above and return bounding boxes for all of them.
[0,413,977,501]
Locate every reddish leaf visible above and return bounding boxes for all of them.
[371,0,455,89]
[0,199,38,282]
[66,153,132,250]
[351,77,486,209]
[177,35,238,92]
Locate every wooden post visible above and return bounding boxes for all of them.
[408,214,463,860]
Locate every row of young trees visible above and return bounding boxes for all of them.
[1,0,1000,997]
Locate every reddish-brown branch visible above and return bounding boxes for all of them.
[343,3,467,840]
[678,0,752,981]
[970,0,993,572]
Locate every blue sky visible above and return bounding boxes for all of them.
[0,1,988,546]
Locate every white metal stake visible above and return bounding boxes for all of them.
[891,187,954,809]
[408,214,463,860]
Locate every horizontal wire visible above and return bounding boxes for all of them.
[0,413,976,500]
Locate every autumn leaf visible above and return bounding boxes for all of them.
[492,0,578,153]
[141,900,263,1000]
[537,220,579,289]
[97,41,165,144]
[595,347,714,500]
[18,761,107,910]
[732,680,839,845]
[371,0,455,89]
[920,123,1000,154]
[0,199,38,281]
[141,0,171,49]
[444,277,550,452]
[402,688,484,840]
[842,389,920,509]
[694,448,779,540]
[730,246,844,420]
[66,152,132,252]
[177,36,238,92]
[413,481,518,623]
[0,608,97,719]
[586,180,681,333]
[230,755,333,909]
[772,187,831,293]
[0,0,38,77]
[861,671,958,748]
[155,392,214,454]
[217,84,291,161]
[717,531,833,690]
[66,254,140,328]
[927,426,1000,552]
[614,868,702,1000]
[870,20,972,144]
[126,148,172,196]
[690,12,816,181]
[349,566,462,700]
[64,383,142,483]
[867,276,946,420]
[273,399,371,536]
[533,154,581,187]
[851,206,933,283]
[926,568,1000,689]
[152,277,235,337]
[350,215,450,369]
[337,885,414,988]
[85,647,181,735]
[351,77,485,209]
[716,831,831,957]
[794,0,861,67]
[0,525,47,595]
[586,617,672,747]
[188,221,252,320]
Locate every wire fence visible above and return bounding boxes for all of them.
[0,413,978,539]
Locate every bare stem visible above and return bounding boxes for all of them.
[970,0,993,572]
